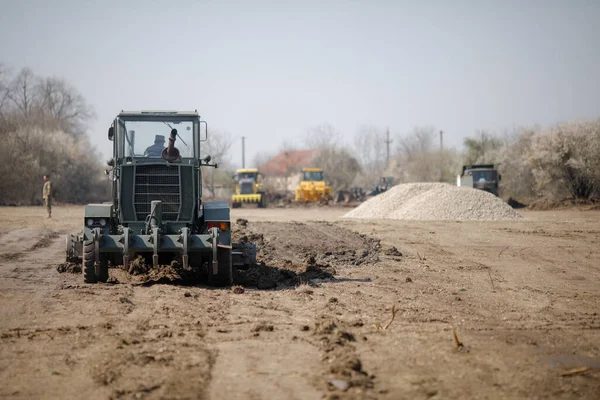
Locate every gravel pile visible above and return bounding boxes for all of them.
[343,182,522,221]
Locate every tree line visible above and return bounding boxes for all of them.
[0,64,108,205]
[3,63,597,205]
[211,119,600,203]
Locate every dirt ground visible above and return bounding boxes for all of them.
[0,205,599,399]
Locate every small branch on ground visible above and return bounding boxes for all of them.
[373,304,398,331]
[560,367,589,377]
[498,246,509,257]
[488,270,495,290]
[452,328,464,351]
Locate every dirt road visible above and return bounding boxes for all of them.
[0,206,599,399]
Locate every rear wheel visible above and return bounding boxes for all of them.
[208,247,233,287]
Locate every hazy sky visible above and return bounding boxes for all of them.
[2,0,599,167]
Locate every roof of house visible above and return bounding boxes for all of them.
[259,149,318,176]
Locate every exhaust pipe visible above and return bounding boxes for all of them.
[162,129,180,162]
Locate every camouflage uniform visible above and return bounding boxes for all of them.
[43,179,52,218]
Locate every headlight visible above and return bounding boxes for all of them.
[87,218,94,226]
[99,218,107,226]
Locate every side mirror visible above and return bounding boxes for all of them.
[203,155,211,164]
[498,174,502,181]
[200,120,208,142]
[108,127,114,141]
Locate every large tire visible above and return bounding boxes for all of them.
[83,240,108,283]
[208,247,233,287]
[82,240,97,284]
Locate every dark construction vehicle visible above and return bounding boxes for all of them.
[65,110,255,286]
[457,164,501,196]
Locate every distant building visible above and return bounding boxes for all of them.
[258,149,320,192]
[258,149,318,177]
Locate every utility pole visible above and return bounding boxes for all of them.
[385,127,392,169]
[241,136,246,168]
[439,130,444,182]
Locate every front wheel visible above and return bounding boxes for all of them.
[82,239,108,283]
[208,247,233,287]
[82,240,97,283]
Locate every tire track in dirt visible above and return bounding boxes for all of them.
[0,230,60,262]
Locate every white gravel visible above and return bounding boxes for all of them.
[343,182,522,221]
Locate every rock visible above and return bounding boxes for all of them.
[329,379,350,391]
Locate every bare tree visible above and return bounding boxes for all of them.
[0,65,104,205]
[463,130,503,164]
[36,76,95,136]
[304,122,340,149]
[7,68,37,117]
[397,126,435,161]
[353,124,386,186]
[201,130,234,197]
[0,64,11,123]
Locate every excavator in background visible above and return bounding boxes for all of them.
[232,168,265,208]
[295,167,332,203]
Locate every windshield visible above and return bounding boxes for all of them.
[238,172,258,180]
[303,171,323,181]
[118,117,197,158]
[471,170,498,182]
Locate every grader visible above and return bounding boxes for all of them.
[231,168,265,208]
[65,110,255,286]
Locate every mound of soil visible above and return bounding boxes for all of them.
[232,220,381,289]
[234,220,381,271]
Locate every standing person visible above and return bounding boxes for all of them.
[42,174,52,218]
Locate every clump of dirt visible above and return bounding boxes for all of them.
[507,197,527,209]
[235,218,248,227]
[127,256,149,275]
[383,246,402,257]
[56,262,81,274]
[252,322,274,332]
[231,285,245,294]
[115,256,200,286]
[313,316,376,397]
